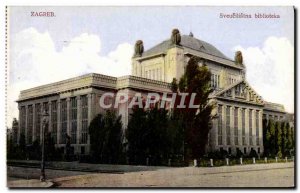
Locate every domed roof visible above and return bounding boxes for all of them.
[142,35,230,60]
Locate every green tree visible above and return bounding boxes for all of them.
[126,107,148,164]
[286,123,293,150]
[275,122,282,157]
[172,56,213,160]
[281,122,288,156]
[268,119,276,156]
[262,118,269,156]
[89,111,123,164]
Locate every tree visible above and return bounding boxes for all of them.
[89,111,123,164]
[126,107,148,164]
[171,56,213,160]
[126,106,173,165]
[275,122,282,157]
[281,122,288,156]
[262,119,269,155]
[268,119,276,156]
[287,123,293,151]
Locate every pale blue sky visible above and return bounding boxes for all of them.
[9,6,293,58]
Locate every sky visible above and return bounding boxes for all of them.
[6,6,294,127]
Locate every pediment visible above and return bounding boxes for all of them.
[216,80,264,105]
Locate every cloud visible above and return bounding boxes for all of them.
[233,36,294,113]
[7,27,133,127]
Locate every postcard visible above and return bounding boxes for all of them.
[6,6,295,188]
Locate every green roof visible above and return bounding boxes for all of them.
[142,35,230,60]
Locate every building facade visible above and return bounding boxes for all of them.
[17,29,288,156]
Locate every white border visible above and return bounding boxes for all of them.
[0,1,298,192]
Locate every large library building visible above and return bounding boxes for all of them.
[16,29,289,156]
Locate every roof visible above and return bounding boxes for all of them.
[264,102,286,113]
[142,35,230,60]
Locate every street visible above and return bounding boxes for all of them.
[7,162,294,188]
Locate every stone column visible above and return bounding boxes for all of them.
[222,105,226,147]
[87,93,94,152]
[259,110,263,149]
[77,96,82,145]
[230,106,234,147]
[238,107,242,146]
[66,97,71,136]
[17,106,21,144]
[25,105,28,144]
[32,104,36,142]
[245,108,250,146]
[57,100,61,144]
[252,109,256,147]
[48,101,52,133]
[211,116,218,150]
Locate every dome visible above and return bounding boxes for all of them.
[142,35,230,60]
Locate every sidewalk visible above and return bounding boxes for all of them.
[8,179,54,188]
[52,162,294,187]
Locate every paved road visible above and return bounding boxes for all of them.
[8,162,294,188]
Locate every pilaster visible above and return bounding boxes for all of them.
[222,105,226,146]
[252,109,256,147]
[245,108,250,146]
[57,100,61,144]
[77,96,81,145]
[238,107,242,146]
[230,106,234,146]
[25,105,28,144]
[32,104,36,142]
[66,97,71,137]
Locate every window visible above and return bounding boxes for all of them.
[218,105,222,145]
[70,97,77,144]
[242,109,246,145]
[81,95,88,144]
[256,111,259,146]
[226,106,231,145]
[234,107,238,145]
[60,99,67,144]
[210,74,220,89]
[249,109,253,145]
[27,105,33,144]
[35,103,41,142]
[51,101,57,144]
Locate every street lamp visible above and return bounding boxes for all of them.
[40,109,49,182]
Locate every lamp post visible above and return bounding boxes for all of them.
[40,109,49,182]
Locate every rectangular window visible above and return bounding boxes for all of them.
[226,106,230,145]
[234,107,238,145]
[35,103,41,142]
[51,101,57,144]
[218,105,222,145]
[60,99,67,144]
[70,97,77,144]
[81,95,88,144]
[27,105,33,144]
[249,109,253,145]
